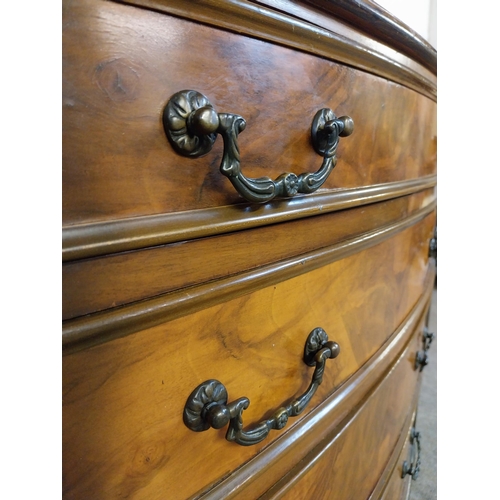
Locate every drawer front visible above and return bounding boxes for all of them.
[62,189,435,321]
[62,215,434,499]
[63,0,436,226]
[379,424,414,500]
[63,1,437,498]
[267,326,423,500]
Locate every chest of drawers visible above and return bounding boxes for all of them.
[62,1,437,498]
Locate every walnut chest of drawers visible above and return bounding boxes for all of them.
[62,1,437,498]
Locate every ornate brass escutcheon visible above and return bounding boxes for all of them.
[182,328,340,446]
[163,90,353,203]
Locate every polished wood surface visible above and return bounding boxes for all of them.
[62,218,434,499]
[62,176,435,262]
[63,207,435,354]
[201,284,433,499]
[63,189,434,320]
[62,1,437,497]
[250,0,436,83]
[265,328,422,499]
[378,422,414,500]
[303,0,437,72]
[369,407,417,499]
[119,0,436,98]
[63,0,436,226]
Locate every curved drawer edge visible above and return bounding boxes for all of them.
[302,0,436,73]
[259,364,422,500]
[62,204,436,354]
[62,176,436,262]
[191,266,434,499]
[116,0,436,100]
[369,405,419,499]
[63,190,435,320]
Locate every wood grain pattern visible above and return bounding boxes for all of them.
[268,328,422,499]
[377,421,414,500]
[62,176,436,261]
[199,277,433,499]
[62,206,436,354]
[62,2,438,497]
[118,0,436,98]
[63,217,433,499]
[249,0,436,82]
[63,189,435,320]
[63,0,437,226]
[369,408,417,499]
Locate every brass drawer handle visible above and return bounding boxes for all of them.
[183,327,340,446]
[402,428,421,480]
[415,327,435,372]
[163,90,353,203]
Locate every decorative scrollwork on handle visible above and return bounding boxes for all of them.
[183,327,340,446]
[163,90,353,203]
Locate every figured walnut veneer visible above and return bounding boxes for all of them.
[63,0,436,225]
[62,0,436,498]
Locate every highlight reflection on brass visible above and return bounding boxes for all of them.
[182,327,340,446]
[163,90,353,203]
